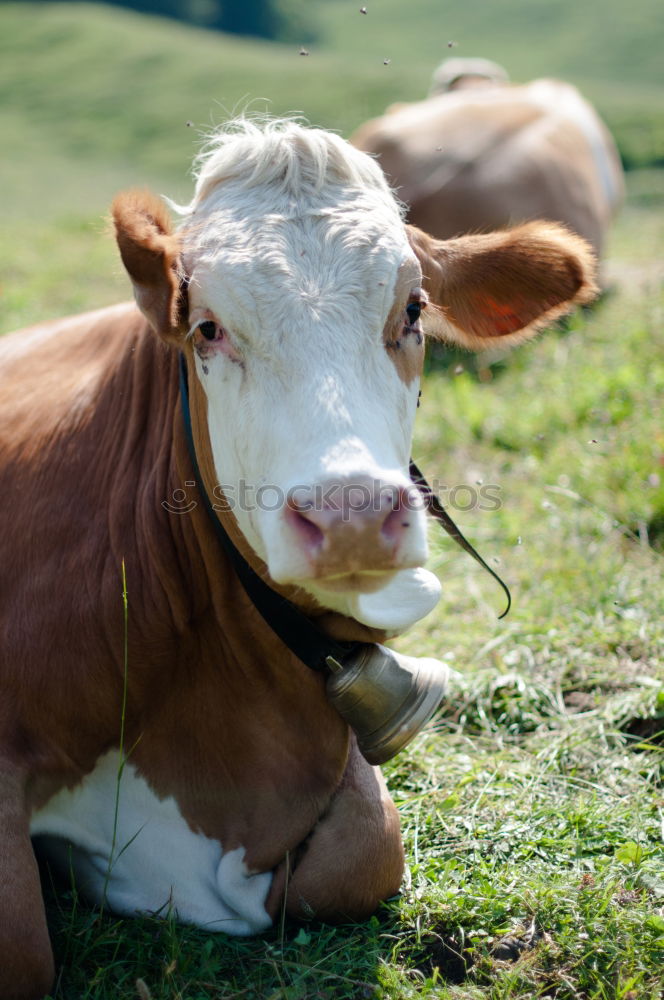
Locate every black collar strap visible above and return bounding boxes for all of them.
[409,461,511,619]
[179,355,511,675]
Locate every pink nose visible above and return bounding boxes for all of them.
[285,476,419,575]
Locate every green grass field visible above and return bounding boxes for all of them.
[2,2,663,998]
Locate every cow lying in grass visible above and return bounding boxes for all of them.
[0,118,596,1000]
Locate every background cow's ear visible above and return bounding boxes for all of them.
[407,222,598,350]
[112,190,187,344]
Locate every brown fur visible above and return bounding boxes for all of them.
[383,298,426,384]
[111,190,187,342]
[382,263,426,384]
[0,767,54,1000]
[407,222,597,350]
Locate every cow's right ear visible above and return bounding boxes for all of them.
[112,190,187,344]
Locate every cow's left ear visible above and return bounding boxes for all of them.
[407,222,598,350]
[112,190,187,344]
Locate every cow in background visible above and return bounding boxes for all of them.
[351,59,624,258]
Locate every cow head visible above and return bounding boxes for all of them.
[429,56,510,95]
[112,120,596,633]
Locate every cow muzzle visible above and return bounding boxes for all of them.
[279,475,428,586]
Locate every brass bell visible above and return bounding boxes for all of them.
[325,645,450,765]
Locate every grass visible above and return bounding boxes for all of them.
[10,177,661,1000]
[1,3,663,996]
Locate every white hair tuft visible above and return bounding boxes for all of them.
[173,115,400,217]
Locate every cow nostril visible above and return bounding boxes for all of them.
[381,503,410,544]
[286,503,325,553]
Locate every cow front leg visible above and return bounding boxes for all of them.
[0,765,54,1000]
[274,738,404,923]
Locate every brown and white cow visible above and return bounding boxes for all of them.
[351,60,624,257]
[0,119,596,1000]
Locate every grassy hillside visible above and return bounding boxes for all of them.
[0,0,662,228]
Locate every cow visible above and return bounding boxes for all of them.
[351,59,624,258]
[0,118,597,1000]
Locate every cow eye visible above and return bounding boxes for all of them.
[198,320,218,340]
[406,302,422,325]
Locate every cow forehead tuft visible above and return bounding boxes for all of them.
[173,117,405,224]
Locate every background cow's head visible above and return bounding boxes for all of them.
[112,119,596,633]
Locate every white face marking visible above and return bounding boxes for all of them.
[31,751,272,935]
[180,125,438,630]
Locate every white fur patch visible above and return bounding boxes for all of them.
[31,751,272,935]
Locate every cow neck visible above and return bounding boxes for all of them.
[178,355,511,673]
